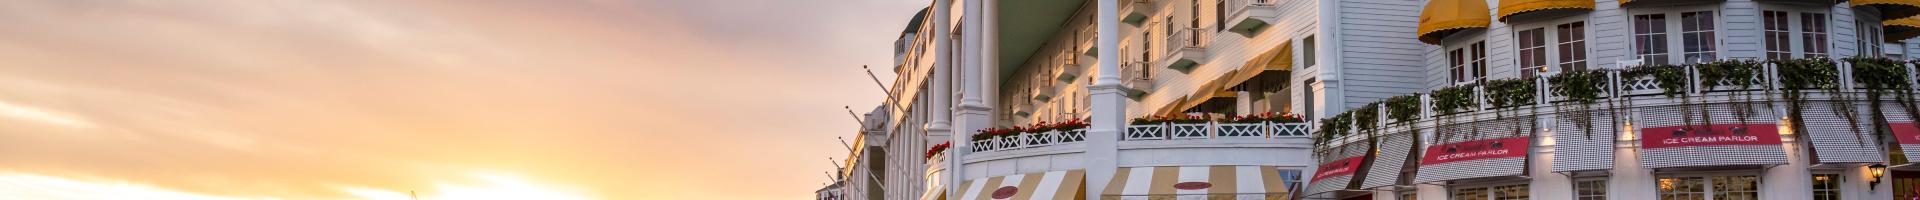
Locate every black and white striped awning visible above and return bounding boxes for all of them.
[1804,102,1887,164]
[1636,103,1788,168]
[1414,117,1533,183]
[1303,140,1371,198]
[1553,110,1620,172]
[1360,130,1419,189]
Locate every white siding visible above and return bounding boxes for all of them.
[1334,0,1425,110]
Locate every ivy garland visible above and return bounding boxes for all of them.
[1385,94,1422,126]
[1850,57,1917,144]
[1314,112,1353,146]
[1694,60,1764,126]
[1354,102,1381,135]
[1622,64,1697,127]
[1485,78,1537,109]
[1549,69,1609,139]
[1431,85,1477,116]
[1777,58,1853,140]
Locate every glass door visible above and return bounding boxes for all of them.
[1658,175,1758,200]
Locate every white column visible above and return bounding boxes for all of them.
[930,0,960,200]
[951,0,991,199]
[982,0,1000,123]
[1084,0,1125,199]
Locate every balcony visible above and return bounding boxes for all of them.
[1123,121,1312,140]
[1163,27,1212,72]
[1120,61,1154,97]
[1121,0,1157,27]
[1224,0,1280,36]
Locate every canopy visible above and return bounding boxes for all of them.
[1417,0,1492,44]
[1635,104,1788,168]
[1157,98,1190,116]
[1888,16,1920,42]
[1496,0,1593,22]
[956,170,1085,200]
[1100,166,1296,199]
[1224,41,1295,91]
[1177,77,1237,112]
[1855,0,1920,20]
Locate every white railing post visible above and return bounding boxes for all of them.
[1839,61,1856,92]
[1685,65,1700,94]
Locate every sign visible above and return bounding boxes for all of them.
[1420,137,1529,165]
[1892,122,1920,144]
[1639,124,1781,149]
[1311,156,1365,182]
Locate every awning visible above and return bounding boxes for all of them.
[1417,0,1491,44]
[1157,98,1190,116]
[957,170,1085,200]
[1413,117,1532,183]
[1551,110,1619,172]
[1855,0,1920,20]
[1178,77,1237,112]
[1224,41,1294,91]
[1888,16,1920,42]
[1636,103,1788,169]
[1101,166,1297,199]
[1496,0,1593,22]
[1303,141,1372,198]
[1619,0,1727,7]
[1804,103,1888,164]
[1359,131,1420,189]
[1875,103,1920,164]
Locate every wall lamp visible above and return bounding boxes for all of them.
[1870,164,1886,191]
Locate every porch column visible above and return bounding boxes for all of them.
[950,0,992,199]
[930,0,961,200]
[1084,0,1126,199]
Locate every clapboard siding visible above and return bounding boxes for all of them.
[1336,0,1425,109]
[1722,1,1763,60]
[1588,0,1632,69]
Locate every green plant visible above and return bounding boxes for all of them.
[1550,69,1610,139]
[1385,94,1422,125]
[1620,64,1690,98]
[1850,57,1916,143]
[1431,85,1476,116]
[1315,112,1353,146]
[1484,78,1537,109]
[1778,58,1853,139]
[1354,102,1380,134]
[1694,60,1765,127]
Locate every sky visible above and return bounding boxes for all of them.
[0,0,924,199]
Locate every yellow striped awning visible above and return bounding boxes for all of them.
[1224,41,1294,90]
[920,187,947,200]
[1178,77,1238,111]
[1100,166,1296,199]
[957,170,1085,200]
[1497,0,1593,22]
[1418,0,1492,44]
[1857,0,1920,20]
[1157,98,1190,116]
[1890,16,1920,42]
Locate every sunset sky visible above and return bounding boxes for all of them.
[0,0,921,199]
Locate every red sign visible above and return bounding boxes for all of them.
[1640,124,1781,148]
[1420,137,1529,165]
[1311,156,1365,182]
[1892,122,1920,144]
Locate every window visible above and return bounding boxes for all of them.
[1680,11,1716,64]
[1191,0,1202,29]
[1557,22,1587,72]
[1399,192,1416,200]
[1303,77,1316,120]
[1453,184,1526,200]
[1861,21,1884,57]
[1764,11,1791,60]
[1303,36,1317,68]
[1803,13,1829,58]
[1634,14,1670,65]
[1450,41,1487,84]
[1518,28,1548,78]
[1712,176,1759,200]
[1811,174,1840,200]
[1575,179,1606,200]
[1658,176,1706,200]
[1453,188,1487,200]
[1143,28,1154,62]
[1216,0,1226,32]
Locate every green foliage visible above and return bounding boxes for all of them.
[1354,102,1380,133]
[1314,112,1353,145]
[1696,60,1763,89]
[1385,94,1422,124]
[1484,78,1536,109]
[1549,70,1608,104]
[1776,58,1839,91]
[1431,85,1476,115]
[1621,64,1689,98]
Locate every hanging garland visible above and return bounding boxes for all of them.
[1777,58,1853,140]
[1315,112,1353,146]
[1550,69,1609,139]
[1621,64,1696,127]
[1386,94,1422,126]
[1695,60,1764,126]
[1355,102,1381,135]
[1850,57,1917,144]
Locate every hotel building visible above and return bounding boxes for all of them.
[828,0,1920,199]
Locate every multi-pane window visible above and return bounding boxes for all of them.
[1635,14,1670,65]
[1557,22,1587,72]
[1811,174,1840,200]
[1491,184,1529,200]
[1802,13,1828,58]
[1304,36,1317,68]
[1764,11,1792,60]
[1518,28,1548,78]
[1449,41,1487,84]
[1861,21,1884,57]
[1453,188,1488,200]
[1658,176,1706,200]
[1680,11,1716,64]
[1713,176,1759,200]
[1575,179,1606,200]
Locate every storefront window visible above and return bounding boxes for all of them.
[1576,179,1606,200]
[1453,188,1487,200]
[1811,174,1840,200]
[1659,176,1705,200]
[1491,184,1528,200]
[1896,172,1920,200]
[1400,192,1416,200]
[1712,176,1758,200]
